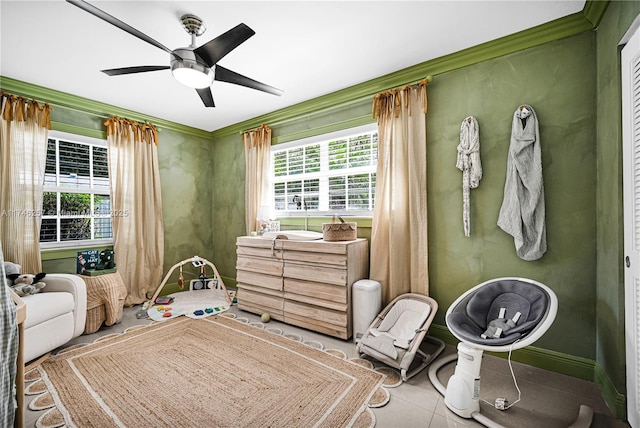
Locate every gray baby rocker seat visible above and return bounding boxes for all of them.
[428,277,566,428]
[445,277,556,352]
[356,293,444,381]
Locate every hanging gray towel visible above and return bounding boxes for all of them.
[497,105,547,261]
[457,116,482,237]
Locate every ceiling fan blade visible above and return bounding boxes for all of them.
[196,87,215,108]
[194,23,255,67]
[66,0,177,57]
[214,66,283,96]
[102,66,170,76]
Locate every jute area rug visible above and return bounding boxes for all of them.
[26,314,390,427]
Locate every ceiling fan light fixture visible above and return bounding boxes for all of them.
[68,0,281,107]
[171,59,213,89]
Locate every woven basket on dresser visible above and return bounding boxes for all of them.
[322,221,357,241]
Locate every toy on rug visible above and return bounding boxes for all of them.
[96,249,116,270]
[7,272,47,297]
[146,291,229,322]
[228,289,238,305]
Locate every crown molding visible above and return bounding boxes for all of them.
[0,76,211,139]
[211,1,605,140]
[583,0,610,27]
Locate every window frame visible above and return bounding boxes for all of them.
[271,123,378,218]
[40,130,113,250]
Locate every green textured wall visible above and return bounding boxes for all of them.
[596,0,640,403]
[157,128,214,279]
[210,130,245,286]
[428,32,597,358]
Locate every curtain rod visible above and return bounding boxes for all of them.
[0,89,165,132]
[386,75,433,91]
[239,75,434,135]
[2,89,110,119]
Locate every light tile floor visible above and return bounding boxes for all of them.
[24,304,627,428]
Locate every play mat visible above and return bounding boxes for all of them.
[147,289,230,322]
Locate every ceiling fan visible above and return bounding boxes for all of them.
[66,0,283,108]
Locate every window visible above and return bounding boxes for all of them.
[272,124,378,217]
[40,131,113,248]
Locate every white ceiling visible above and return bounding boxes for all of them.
[0,0,586,132]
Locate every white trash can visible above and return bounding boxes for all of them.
[352,279,381,343]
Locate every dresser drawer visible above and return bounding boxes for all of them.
[284,278,347,305]
[284,292,348,312]
[237,245,283,259]
[237,287,284,320]
[283,250,347,267]
[237,236,283,250]
[284,300,347,327]
[237,255,283,276]
[284,312,349,339]
[284,300,351,339]
[282,240,348,255]
[236,270,283,291]
[283,262,347,286]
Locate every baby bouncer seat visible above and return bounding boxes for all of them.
[445,277,556,351]
[428,277,561,427]
[356,293,445,381]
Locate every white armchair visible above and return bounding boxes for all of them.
[20,274,87,363]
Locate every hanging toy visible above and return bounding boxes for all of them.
[178,264,184,289]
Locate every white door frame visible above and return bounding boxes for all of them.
[622,14,640,428]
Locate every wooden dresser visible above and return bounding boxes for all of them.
[236,236,369,339]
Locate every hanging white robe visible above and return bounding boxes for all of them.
[456,116,482,237]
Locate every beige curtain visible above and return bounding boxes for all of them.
[243,124,272,235]
[0,93,52,274]
[105,117,164,306]
[370,81,429,304]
